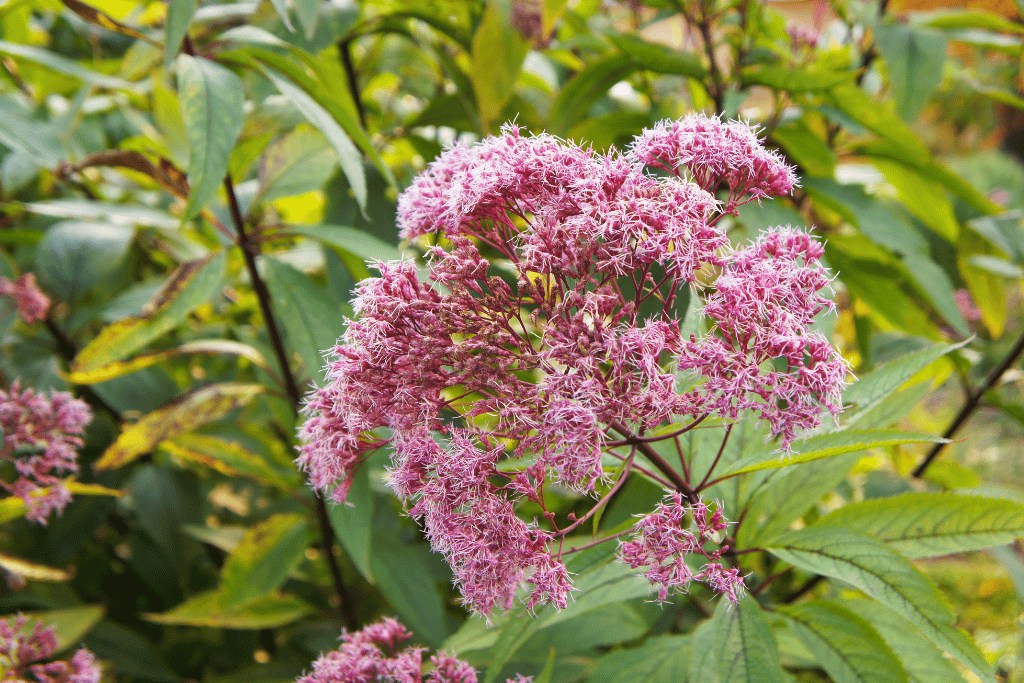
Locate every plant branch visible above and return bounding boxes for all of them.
[43,315,121,420]
[338,38,367,129]
[609,421,699,503]
[912,329,1024,478]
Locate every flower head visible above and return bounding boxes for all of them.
[0,274,50,324]
[300,115,848,617]
[1,382,92,525]
[296,618,530,683]
[0,615,101,683]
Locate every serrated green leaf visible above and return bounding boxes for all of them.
[95,383,264,470]
[261,256,348,385]
[839,598,969,683]
[874,23,947,122]
[164,0,197,70]
[259,67,366,212]
[779,600,909,683]
[72,251,226,374]
[589,633,690,683]
[718,430,945,478]
[256,127,337,204]
[712,596,787,683]
[219,513,308,609]
[815,493,1024,558]
[144,590,313,629]
[842,339,970,424]
[765,527,996,683]
[177,55,244,223]
[608,33,706,79]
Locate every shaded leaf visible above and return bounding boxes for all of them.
[177,54,244,223]
[874,23,947,122]
[712,596,787,683]
[95,383,264,470]
[589,633,689,683]
[370,534,448,649]
[9,606,105,654]
[609,33,706,79]
[72,251,226,374]
[36,221,134,303]
[548,54,635,136]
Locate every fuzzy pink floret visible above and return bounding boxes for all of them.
[1,382,92,525]
[300,115,848,617]
[296,618,530,683]
[0,616,101,683]
[0,273,50,324]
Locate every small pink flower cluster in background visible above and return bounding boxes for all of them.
[299,114,849,617]
[296,617,530,683]
[0,615,100,683]
[1,382,92,525]
[0,274,50,324]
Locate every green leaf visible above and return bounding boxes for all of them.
[36,221,134,303]
[144,590,313,629]
[162,433,300,490]
[548,54,635,136]
[262,256,348,384]
[0,40,136,91]
[739,453,860,547]
[814,493,1024,558]
[72,251,226,373]
[687,616,719,682]
[327,466,375,582]
[778,600,909,683]
[11,606,106,654]
[164,0,197,70]
[259,66,367,212]
[765,527,996,683]
[95,383,264,470]
[589,634,690,683]
[294,0,318,39]
[718,430,945,478]
[177,54,245,223]
[82,621,181,683]
[711,596,787,683]
[841,339,970,424]
[22,199,179,229]
[838,598,969,683]
[69,338,269,385]
[219,513,309,609]
[470,0,530,129]
[770,119,836,177]
[369,534,448,648]
[872,159,959,241]
[919,9,1024,34]
[825,84,929,158]
[286,223,403,263]
[256,127,337,204]
[874,23,947,122]
[608,33,706,79]
[900,253,970,337]
[0,552,73,582]
[741,65,852,92]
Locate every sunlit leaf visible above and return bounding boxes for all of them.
[219,513,309,609]
[0,552,73,582]
[144,590,313,629]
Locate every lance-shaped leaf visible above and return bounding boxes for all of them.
[590,633,690,683]
[164,0,197,69]
[0,552,73,582]
[814,493,1024,558]
[0,40,136,91]
[60,0,160,46]
[57,150,190,200]
[840,597,969,683]
[258,66,366,212]
[718,430,946,478]
[262,256,349,384]
[72,251,225,374]
[842,339,971,423]
[219,513,309,609]
[609,33,706,79]
[69,339,268,384]
[161,433,299,490]
[766,527,996,683]
[177,55,244,223]
[144,590,312,629]
[778,600,909,683]
[0,481,121,525]
[94,383,263,470]
[37,221,134,303]
[470,0,529,129]
[825,83,929,158]
[874,23,947,122]
[548,54,635,136]
[12,606,105,654]
[688,596,786,683]
[741,65,853,92]
[256,127,337,204]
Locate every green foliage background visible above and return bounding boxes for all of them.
[2,0,1024,681]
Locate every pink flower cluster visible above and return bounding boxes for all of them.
[0,615,100,683]
[1,382,92,525]
[0,274,50,324]
[296,617,529,683]
[619,494,743,603]
[299,115,848,617]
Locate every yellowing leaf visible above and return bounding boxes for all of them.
[68,338,268,384]
[161,433,299,489]
[143,589,313,629]
[0,552,73,581]
[219,513,308,608]
[95,383,263,470]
